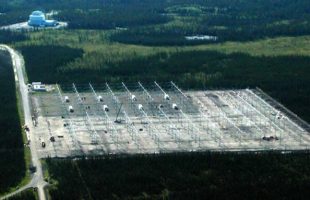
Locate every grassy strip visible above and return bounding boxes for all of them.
[13,85,31,190]
[15,31,310,57]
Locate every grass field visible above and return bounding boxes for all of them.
[14,31,310,73]
[15,30,310,56]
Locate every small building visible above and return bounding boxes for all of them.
[28,11,58,27]
[32,82,46,91]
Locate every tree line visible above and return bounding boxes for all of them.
[0,50,26,195]
[0,30,28,44]
[45,151,310,199]
[111,0,310,45]
[6,189,37,200]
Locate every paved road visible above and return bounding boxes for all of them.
[0,45,47,200]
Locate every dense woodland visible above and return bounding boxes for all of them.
[0,30,27,44]
[1,0,310,45]
[6,189,37,200]
[0,50,26,194]
[111,0,310,45]
[57,2,170,30]
[45,152,310,199]
[19,45,84,83]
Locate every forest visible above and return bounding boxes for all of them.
[1,0,310,45]
[0,30,27,44]
[56,2,170,30]
[0,50,26,195]
[45,152,310,199]
[111,0,310,45]
[6,189,37,200]
[19,45,84,83]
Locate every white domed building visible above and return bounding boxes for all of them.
[28,11,58,27]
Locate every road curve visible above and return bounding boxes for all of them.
[0,45,47,200]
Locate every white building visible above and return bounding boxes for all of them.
[31,82,46,91]
[28,11,58,27]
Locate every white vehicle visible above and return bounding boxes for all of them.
[157,104,164,109]
[138,104,144,111]
[103,105,109,112]
[164,94,170,100]
[131,95,137,101]
[68,105,74,113]
[172,103,179,110]
[98,95,103,102]
[64,96,70,103]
